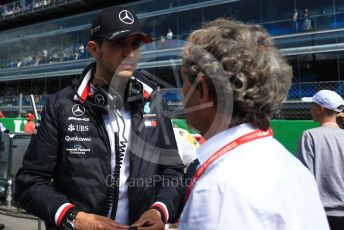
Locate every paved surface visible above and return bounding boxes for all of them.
[0,205,45,230]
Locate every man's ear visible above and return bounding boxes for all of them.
[197,76,212,103]
[319,106,325,113]
[87,41,100,58]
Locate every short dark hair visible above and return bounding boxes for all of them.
[182,19,292,130]
[91,37,103,47]
[324,108,338,116]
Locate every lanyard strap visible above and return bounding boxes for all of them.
[185,128,273,201]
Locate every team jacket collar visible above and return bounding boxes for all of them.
[74,63,154,102]
[136,78,153,100]
[74,68,92,102]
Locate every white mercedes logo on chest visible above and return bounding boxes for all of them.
[119,10,134,24]
[72,104,85,117]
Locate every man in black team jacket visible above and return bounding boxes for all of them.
[15,7,185,230]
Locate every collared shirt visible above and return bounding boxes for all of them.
[91,81,170,224]
[103,109,131,224]
[180,123,329,230]
[90,82,131,224]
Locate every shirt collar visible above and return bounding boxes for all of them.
[197,123,257,165]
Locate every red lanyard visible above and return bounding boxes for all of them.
[185,128,273,201]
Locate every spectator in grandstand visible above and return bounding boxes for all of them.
[42,49,48,63]
[292,9,299,32]
[44,0,51,6]
[297,90,344,230]
[337,112,344,129]
[179,18,329,230]
[24,112,35,134]
[79,43,86,59]
[303,8,312,31]
[13,5,22,14]
[34,0,43,8]
[72,49,79,60]
[165,28,173,48]
[166,28,173,40]
[160,34,166,48]
[0,111,4,118]
[24,3,32,12]
[15,7,185,230]
[2,6,13,16]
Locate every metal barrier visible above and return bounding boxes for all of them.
[1,81,343,119]
[0,133,31,209]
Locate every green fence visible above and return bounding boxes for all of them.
[270,120,319,155]
[172,119,319,155]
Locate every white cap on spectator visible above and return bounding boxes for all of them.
[302,90,344,112]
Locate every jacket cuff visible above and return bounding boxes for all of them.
[151,201,169,223]
[54,203,75,227]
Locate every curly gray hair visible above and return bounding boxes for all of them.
[182,19,292,130]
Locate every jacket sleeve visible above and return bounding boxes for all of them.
[150,91,185,222]
[154,120,185,222]
[14,95,70,224]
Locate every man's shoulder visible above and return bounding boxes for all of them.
[302,127,325,137]
[47,86,74,103]
[300,127,344,154]
[303,126,344,137]
[134,71,158,91]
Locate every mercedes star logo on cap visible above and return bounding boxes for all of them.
[95,94,106,106]
[72,104,85,117]
[119,10,134,25]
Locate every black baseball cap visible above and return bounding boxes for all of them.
[90,7,152,43]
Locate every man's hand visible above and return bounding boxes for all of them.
[74,211,129,230]
[131,209,165,230]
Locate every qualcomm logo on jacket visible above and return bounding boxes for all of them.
[65,136,91,142]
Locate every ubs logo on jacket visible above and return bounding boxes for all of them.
[68,124,89,132]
